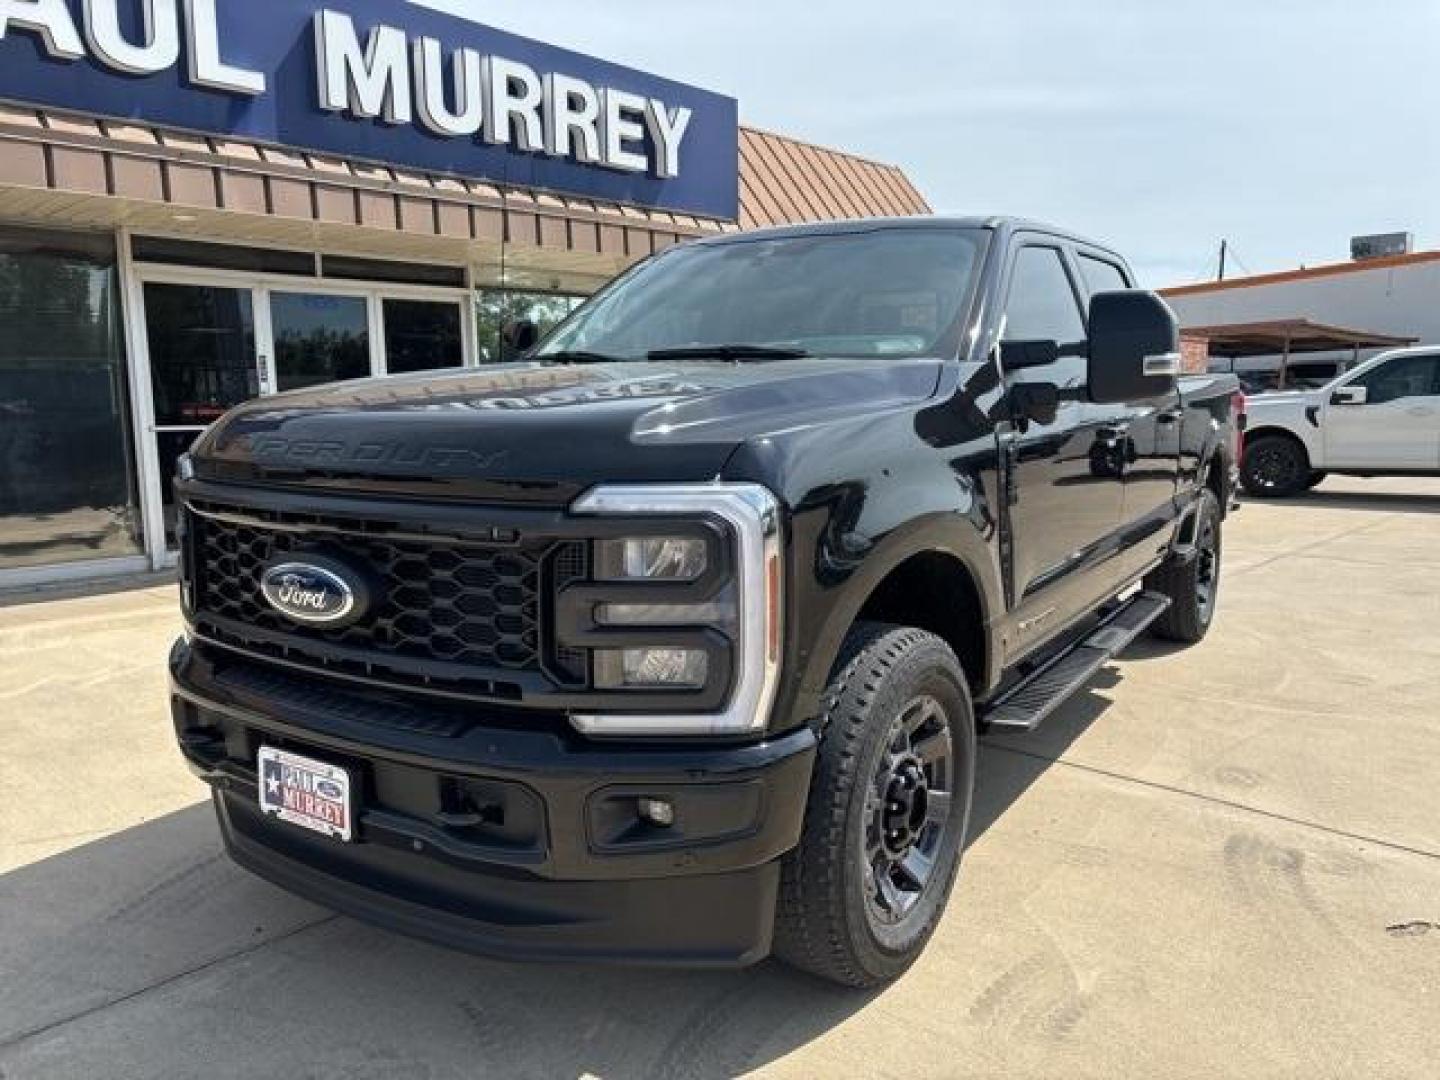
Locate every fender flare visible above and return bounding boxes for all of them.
[799,512,1002,703]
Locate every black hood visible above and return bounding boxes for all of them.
[194,358,943,502]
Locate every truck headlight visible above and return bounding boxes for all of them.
[568,484,783,737]
[600,536,707,580]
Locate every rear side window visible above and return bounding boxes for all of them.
[1003,247,1086,345]
[1351,354,1440,404]
[1077,254,1130,298]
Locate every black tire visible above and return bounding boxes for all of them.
[1304,471,1328,490]
[1146,488,1222,644]
[1240,434,1310,498]
[774,623,976,988]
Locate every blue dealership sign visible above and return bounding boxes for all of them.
[0,0,739,219]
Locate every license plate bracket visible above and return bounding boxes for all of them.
[257,745,354,842]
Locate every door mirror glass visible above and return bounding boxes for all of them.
[1087,290,1180,403]
[1331,385,1368,406]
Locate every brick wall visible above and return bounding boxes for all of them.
[1180,334,1210,374]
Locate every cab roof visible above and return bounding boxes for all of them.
[692,215,1121,258]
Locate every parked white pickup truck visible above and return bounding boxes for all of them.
[1241,347,1440,496]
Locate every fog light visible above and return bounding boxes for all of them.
[595,648,708,689]
[638,797,675,827]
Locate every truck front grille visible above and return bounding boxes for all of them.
[185,501,581,698]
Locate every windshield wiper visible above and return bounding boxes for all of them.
[646,344,812,362]
[536,350,628,364]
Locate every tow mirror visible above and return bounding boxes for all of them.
[1000,339,1059,371]
[502,318,541,356]
[1087,290,1180,403]
[1331,385,1368,406]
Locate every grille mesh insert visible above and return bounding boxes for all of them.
[191,512,563,678]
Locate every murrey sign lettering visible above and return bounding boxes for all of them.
[315,11,692,178]
[0,0,738,217]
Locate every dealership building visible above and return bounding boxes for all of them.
[1163,240,1440,390]
[0,0,929,588]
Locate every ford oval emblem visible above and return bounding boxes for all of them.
[260,560,363,626]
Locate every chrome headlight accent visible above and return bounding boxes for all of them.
[570,483,783,737]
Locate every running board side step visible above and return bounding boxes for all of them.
[980,591,1172,733]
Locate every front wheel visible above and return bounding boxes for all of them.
[774,623,976,988]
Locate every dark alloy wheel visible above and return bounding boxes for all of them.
[774,623,976,988]
[862,695,956,936]
[1241,435,1310,498]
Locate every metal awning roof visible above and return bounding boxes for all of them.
[0,103,931,286]
[1182,318,1416,358]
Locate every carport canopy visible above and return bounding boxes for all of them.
[1185,318,1416,358]
[1183,319,1417,389]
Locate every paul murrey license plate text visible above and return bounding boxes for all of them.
[258,747,352,842]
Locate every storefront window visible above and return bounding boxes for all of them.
[475,290,586,362]
[0,227,142,570]
[384,299,463,374]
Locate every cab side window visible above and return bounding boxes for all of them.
[1077,254,1131,301]
[1003,246,1087,388]
[1350,354,1440,405]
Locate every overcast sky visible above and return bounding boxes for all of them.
[415,0,1439,287]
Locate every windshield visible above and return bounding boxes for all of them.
[535,227,988,361]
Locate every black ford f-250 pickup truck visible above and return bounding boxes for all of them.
[170,216,1242,987]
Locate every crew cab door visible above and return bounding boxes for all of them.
[1323,352,1440,469]
[999,241,1127,656]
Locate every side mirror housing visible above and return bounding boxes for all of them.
[1000,339,1059,371]
[1331,385,1368,406]
[1087,290,1180,403]
[502,318,541,356]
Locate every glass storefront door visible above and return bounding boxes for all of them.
[132,262,474,563]
[142,282,261,544]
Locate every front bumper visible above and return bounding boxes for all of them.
[170,640,816,966]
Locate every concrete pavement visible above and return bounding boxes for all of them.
[2,476,1438,1078]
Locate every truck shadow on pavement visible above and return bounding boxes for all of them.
[1,688,1116,1080]
[970,672,1117,847]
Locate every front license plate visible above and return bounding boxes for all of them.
[257,746,354,842]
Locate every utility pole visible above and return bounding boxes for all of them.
[1218,239,1228,282]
